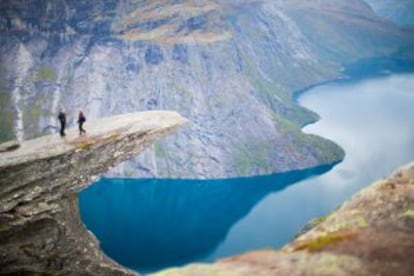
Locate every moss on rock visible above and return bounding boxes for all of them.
[291,230,356,252]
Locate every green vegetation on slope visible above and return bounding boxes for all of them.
[0,92,14,142]
[233,141,274,175]
[36,66,57,82]
[274,115,345,164]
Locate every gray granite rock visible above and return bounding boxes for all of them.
[1,0,412,178]
[0,111,187,275]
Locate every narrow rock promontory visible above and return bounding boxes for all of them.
[1,110,413,275]
[0,111,187,275]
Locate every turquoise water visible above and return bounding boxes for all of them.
[79,165,333,273]
[79,73,414,273]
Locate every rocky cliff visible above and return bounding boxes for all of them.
[1,0,413,178]
[0,110,186,275]
[153,161,414,276]
[1,111,413,275]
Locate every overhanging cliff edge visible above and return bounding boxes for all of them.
[0,110,188,275]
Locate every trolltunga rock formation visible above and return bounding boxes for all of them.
[1,110,413,276]
[0,110,187,275]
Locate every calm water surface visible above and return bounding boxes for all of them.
[79,73,414,273]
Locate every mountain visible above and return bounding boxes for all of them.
[1,0,413,178]
[364,0,414,27]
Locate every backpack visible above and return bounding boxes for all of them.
[79,112,86,123]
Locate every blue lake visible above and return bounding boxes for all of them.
[79,73,414,274]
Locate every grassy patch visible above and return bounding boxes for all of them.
[0,92,15,142]
[154,142,166,158]
[379,181,396,190]
[23,97,54,139]
[274,115,344,163]
[60,74,73,84]
[401,208,414,218]
[109,132,120,141]
[241,50,290,105]
[240,42,320,126]
[76,141,93,151]
[0,224,10,232]
[311,215,328,225]
[285,104,319,127]
[232,141,273,175]
[124,169,136,177]
[292,231,356,251]
[36,66,57,82]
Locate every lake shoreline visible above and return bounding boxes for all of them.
[150,67,414,275]
[293,56,414,111]
[152,161,414,276]
[292,56,414,167]
[80,69,414,274]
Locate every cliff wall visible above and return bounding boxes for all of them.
[1,0,413,178]
[0,111,186,275]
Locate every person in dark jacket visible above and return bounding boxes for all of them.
[58,108,66,137]
[78,110,86,136]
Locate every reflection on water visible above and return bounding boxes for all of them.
[79,165,334,273]
[213,73,414,259]
[304,75,414,195]
[300,73,414,187]
[79,73,414,273]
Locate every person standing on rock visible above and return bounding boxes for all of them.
[77,110,86,136]
[58,108,67,137]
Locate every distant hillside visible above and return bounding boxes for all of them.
[0,0,413,178]
[364,0,414,27]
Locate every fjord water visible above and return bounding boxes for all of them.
[79,73,414,273]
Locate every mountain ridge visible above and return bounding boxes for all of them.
[1,0,413,178]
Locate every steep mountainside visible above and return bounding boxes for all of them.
[1,0,413,178]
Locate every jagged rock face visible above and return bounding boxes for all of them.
[0,0,412,178]
[0,111,186,275]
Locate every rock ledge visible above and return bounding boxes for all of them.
[0,110,187,275]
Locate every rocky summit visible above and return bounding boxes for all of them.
[0,111,186,275]
[1,0,413,178]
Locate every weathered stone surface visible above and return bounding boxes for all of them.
[152,162,414,276]
[0,140,20,153]
[0,110,187,275]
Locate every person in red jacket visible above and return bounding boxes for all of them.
[77,110,86,136]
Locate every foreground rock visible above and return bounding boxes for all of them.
[0,110,187,275]
[153,162,414,276]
